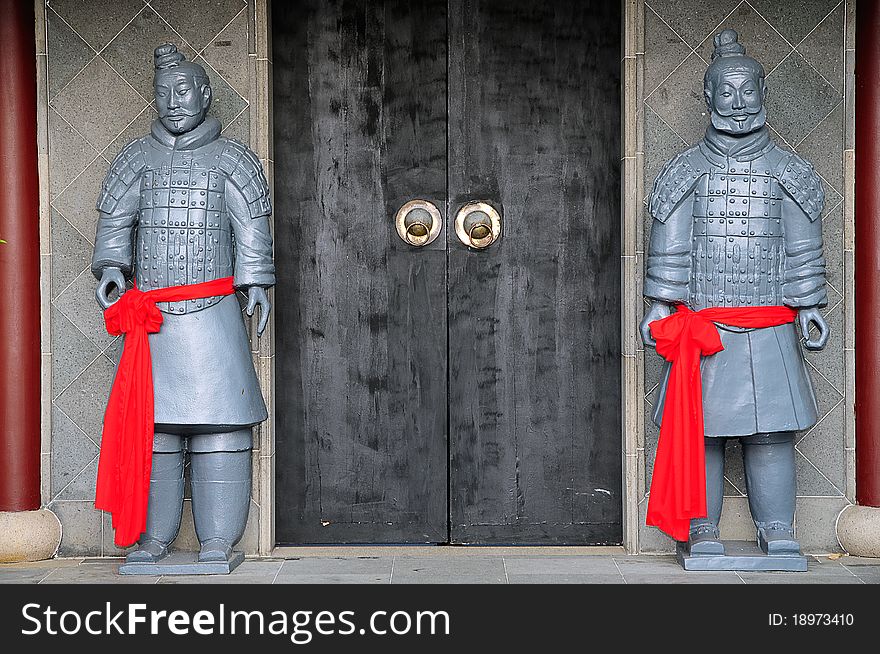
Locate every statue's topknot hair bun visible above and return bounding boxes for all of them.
[154,43,186,70]
[704,28,764,89]
[712,29,747,60]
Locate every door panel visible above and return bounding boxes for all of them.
[274,0,622,545]
[274,0,449,543]
[447,0,622,543]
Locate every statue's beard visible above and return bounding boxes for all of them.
[711,107,767,135]
[158,109,206,134]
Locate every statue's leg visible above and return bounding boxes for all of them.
[742,431,799,555]
[125,432,185,563]
[688,436,726,554]
[189,429,252,563]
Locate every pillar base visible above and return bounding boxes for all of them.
[0,509,61,563]
[837,505,880,558]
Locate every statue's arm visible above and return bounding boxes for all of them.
[225,179,275,290]
[640,200,693,346]
[644,199,693,304]
[91,207,138,280]
[225,173,275,337]
[782,195,829,350]
[781,195,827,309]
[91,141,145,281]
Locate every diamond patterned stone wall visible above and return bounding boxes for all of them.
[43,0,258,556]
[640,0,852,553]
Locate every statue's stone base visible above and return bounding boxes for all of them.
[676,540,808,572]
[118,551,245,576]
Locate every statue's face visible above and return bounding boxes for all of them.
[154,69,211,134]
[705,70,766,135]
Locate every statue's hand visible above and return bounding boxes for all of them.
[96,267,126,309]
[798,307,829,351]
[246,286,271,337]
[640,300,672,348]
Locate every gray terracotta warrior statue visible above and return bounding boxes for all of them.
[640,30,829,560]
[92,44,274,569]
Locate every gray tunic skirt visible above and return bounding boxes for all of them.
[143,294,267,427]
[652,321,819,437]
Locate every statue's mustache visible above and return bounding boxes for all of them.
[159,108,201,118]
[715,106,763,117]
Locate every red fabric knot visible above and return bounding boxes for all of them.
[645,304,798,542]
[102,286,164,337]
[95,277,235,547]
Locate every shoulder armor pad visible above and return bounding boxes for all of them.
[777,152,825,221]
[649,146,709,223]
[96,138,147,213]
[217,138,272,217]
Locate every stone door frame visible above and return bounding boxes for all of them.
[245,0,646,554]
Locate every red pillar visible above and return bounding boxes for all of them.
[856,0,880,508]
[0,0,41,512]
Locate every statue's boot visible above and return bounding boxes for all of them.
[757,522,800,555]
[125,449,184,564]
[688,436,726,555]
[190,447,252,564]
[742,431,800,556]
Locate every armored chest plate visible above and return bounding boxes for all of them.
[689,159,786,309]
[136,145,234,313]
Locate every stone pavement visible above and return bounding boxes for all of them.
[2,546,879,584]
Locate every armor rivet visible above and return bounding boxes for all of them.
[730,198,735,203]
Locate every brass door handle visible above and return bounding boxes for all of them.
[395,199,443,246]
[454,201,502,249]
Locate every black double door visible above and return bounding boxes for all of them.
[273,0,621,544]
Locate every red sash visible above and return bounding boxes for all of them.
[94,277,235,547]
[646,304,798,541]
